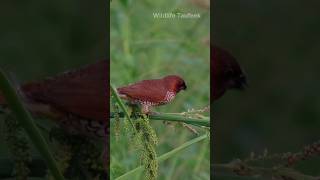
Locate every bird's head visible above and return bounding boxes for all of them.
[212,45,247,100]
[222,63,247,90]
[163,75,187,93]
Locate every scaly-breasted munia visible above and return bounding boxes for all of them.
[212,45,247,101]
[0,60,108,138]
[117,75,187,114]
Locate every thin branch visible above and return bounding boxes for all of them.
[110,112,210,127]
[110,84,137,133]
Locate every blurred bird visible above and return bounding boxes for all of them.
[212,45,247,101]
[0,60,108,138]
[117,75,187,114]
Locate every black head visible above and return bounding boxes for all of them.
[224,68,248,90]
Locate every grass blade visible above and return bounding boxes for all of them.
[115,134,208,180]
[110,84,137,133]
[0,70,64,180]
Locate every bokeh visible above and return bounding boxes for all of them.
[111,0,210,179]
[214,0,320,179]
[0,0,107,178]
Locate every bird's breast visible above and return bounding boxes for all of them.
[132,91,176,107]
[163,91,176,103]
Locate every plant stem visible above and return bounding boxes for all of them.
[0,70,65,180]
[115,134,208,180]
[110,112,210,127]
[110,84,137,133]
[149,114,209,127]
[193,139,209,173]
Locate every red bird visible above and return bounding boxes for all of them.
[212,45,247,101]
[117,75,187,114]
[0,60,108,138]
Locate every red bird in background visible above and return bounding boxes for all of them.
[117,75,187,114]
[0,60,108,138]
[212,45,247,101]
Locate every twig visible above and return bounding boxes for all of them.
[110,84,137,134]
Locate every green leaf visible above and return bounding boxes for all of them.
[115,134,208,180]
[0,69,65,180]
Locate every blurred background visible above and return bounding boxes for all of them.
[110,0,210,179]
[213,0,320,179]
[0,0,107,179]
[0,0,107,77]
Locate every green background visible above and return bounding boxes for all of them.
[111,0,210,179]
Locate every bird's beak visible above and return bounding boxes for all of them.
[179,85,187,91]
[182,84,187,90]
[234,75,248,90]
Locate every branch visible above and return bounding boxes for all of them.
[110,112,210,127]
[110,84,137,133]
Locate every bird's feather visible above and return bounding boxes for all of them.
[117,78,167,103]
[21,60,108,122]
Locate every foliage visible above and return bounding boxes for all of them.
[110,0,210,177]
[0,69,64,180]
[4,114,31,180]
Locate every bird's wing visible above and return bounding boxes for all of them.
[117,79,166,103]
[22,60,108,122]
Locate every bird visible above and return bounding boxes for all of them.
[0,60,108,138]
[212,45,247,101]
[116,75,187,114]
